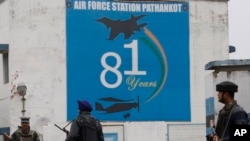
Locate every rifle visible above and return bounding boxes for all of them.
[210,119,216,135]
[206,119,218,141]
[54,124,69,134]
[54,120,73,134]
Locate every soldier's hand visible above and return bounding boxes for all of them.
[212,135,220,141]
[3,133,12,141]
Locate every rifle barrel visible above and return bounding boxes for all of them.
[54,124,63,130]
[54,124,69,134]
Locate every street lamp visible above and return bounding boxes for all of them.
[17,83,27,116]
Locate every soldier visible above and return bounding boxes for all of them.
[213,81,249,141]
[65,100,104,141]
[7,117,40,141]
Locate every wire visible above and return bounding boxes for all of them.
[0,96,11,101]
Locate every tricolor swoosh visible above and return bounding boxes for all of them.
[139,27,168,103]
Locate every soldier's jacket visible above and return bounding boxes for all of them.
[66,111,104,141]
[11,129,40,141]
[215,101,249,141]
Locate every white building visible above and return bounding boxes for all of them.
[0,0,235,141]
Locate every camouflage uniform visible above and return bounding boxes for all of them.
[10,117,40,141]
[11,128,40,141]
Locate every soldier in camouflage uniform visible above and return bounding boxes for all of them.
[10,117,40,141]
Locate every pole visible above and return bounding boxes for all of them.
[21,96,26,117]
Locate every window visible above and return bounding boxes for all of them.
[0,44,9,84]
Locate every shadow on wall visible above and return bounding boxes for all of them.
[0,0,6,4]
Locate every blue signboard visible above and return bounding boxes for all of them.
[66,0,190,121]
[104,133,118,141]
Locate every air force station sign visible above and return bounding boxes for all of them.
[66,0,190,121]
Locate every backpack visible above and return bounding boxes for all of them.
[76,116,100,141]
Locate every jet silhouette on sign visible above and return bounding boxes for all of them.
[96,14,147,40]
[95,96,139,118]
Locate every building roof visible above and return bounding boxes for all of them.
[205,59,250,71]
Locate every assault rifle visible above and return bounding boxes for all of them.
[210,120,216,135]
[54,124,69,134]
[54,120,73,134]
[206,119,217,141]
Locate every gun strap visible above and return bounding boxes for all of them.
[220,104,236,140]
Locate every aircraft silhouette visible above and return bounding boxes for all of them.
[96,14,147,40]
[95,97,139,115]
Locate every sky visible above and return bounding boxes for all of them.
[228,0,250,59]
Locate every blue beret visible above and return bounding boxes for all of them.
[77,100,93,112]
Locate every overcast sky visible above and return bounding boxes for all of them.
[228,0,250,59]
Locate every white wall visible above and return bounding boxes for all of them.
[8,0,67,135]
[0,0,231,141]
[189,0,229,124]
[0,0,10,129]
[0,0,9,43]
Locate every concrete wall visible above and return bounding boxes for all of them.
[7,0,67,136]
[0,0,231,141]
[189,0,229,125]
[0,0,10,131]
[0,0,9,43]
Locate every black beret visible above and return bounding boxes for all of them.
[216,81,238,92]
